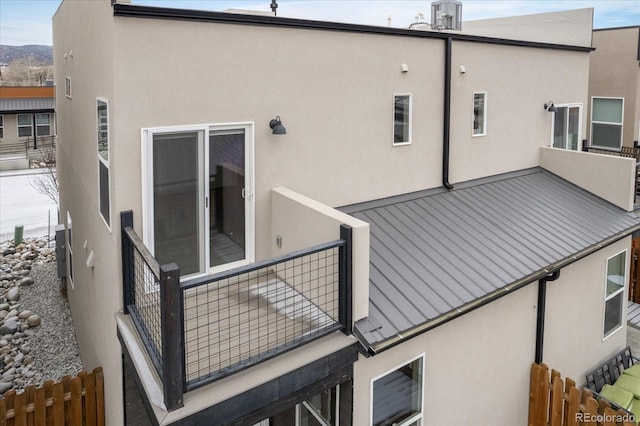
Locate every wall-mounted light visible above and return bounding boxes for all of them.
[544,101,557,113]
[269,116,287,135]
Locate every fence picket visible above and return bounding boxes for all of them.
[529,363,635,426]
[69,377,81,425]
[94,368,105,426]
[33,386,45,426]
[0,399,5,426]
[85,372,96,425]
[52,381,64,425]
[14,390,26,426]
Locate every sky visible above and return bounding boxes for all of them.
[1,0,639,46]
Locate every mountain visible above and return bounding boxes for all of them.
[0,45,53,65]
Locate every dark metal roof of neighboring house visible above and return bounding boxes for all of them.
[343,168,640,353]
[0,98,55,113]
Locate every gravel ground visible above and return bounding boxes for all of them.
[19,261,83,386]
[0,238,83,393]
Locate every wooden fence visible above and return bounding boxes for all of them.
[631,238,640,304]
[529,363,635,426]
[0,367,104,426]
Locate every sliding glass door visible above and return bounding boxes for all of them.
[143,124,253,278]
[552,104,581,151]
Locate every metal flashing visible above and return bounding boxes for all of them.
[0,98,55,113]
[349,169,640,353]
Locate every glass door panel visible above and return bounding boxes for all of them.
[553,107,567,149]
[152,132,201,275]
[568,106,579,150]
[209,130,246,268]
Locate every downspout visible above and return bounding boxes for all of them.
[535,270,561,364]
[442,36,454,190]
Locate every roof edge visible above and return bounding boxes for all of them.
[112,4,594,53]
[360,221,640,355]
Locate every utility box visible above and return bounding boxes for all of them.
[55,224,67,279]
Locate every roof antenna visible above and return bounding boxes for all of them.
[270,0,278,16]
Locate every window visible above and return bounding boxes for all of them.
[371,355,423,426]
[65,77,72,98]
[17,114,33,137]
[36,113,51,136]
[143,123,254,277]
[473,92,487,136]
[393,94,412,145]
[67,212,74,288]
[604,250,626,338]
[0,116,4,139]
[97,99,110,227]
[591,97,623,149]
[552,105,581,151]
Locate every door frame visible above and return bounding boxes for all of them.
[550,103,583,151]
[141,122,255,279]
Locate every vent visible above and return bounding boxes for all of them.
[431,0,462,31]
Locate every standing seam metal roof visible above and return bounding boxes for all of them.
[0,98,55,113]
[346,168,640,350]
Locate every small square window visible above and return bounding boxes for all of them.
[393,94,412,145]
[372,355,423,426]
[473,92,487,136]
[17,114,33,138]
[65,77,72,98]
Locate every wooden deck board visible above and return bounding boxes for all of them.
[628,301,640,329]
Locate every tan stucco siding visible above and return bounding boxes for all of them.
[53,1,122,423]
[588,28,640,147]
[449,43,590,184]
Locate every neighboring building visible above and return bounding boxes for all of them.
[0,86,56,169]
[53,1,640,424]
[588,26,640,150]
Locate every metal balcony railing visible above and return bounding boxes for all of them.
[120,210,352,411]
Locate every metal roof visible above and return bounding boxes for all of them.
[345,168,640,352]
[0,98,55,113]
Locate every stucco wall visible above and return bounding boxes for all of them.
[540,146,636,211]
[463,8,594,47]
[449,43,590,184]
[353,241,629,425]
[544,237,630,385]
[53,1,122,423]
[588,27,640,146]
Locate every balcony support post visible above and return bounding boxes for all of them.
[120,210,134,314]
[160,263,185,411]
[339,224,353,335]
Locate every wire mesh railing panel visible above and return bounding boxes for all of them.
[123,230,163,378]
[183,245,342,389]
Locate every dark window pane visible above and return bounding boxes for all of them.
[99,162,110,226]
[592,123,622,149]
[604,292,623,336]
[153,132,200,275]
[373,359,422,426]
[394,95,411,144]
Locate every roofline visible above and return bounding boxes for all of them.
[594,25,640,32]
[364,221,640,355]
[0,109,55,114]
[112,4,594,53]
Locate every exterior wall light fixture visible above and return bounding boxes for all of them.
[269,116,287,135]
[544,101,557,112]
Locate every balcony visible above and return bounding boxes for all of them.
[120,210,353,411]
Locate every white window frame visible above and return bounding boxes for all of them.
[65,77,72,98]
[97,98,111,229]
[141,122,255,280]
[603,249,627,340]
[550,103,583,151]
[67,212,74,290]
[17,114,33,138]
[591,96,624,150]
[393,93,412,146]
[472,92,487,137]
[0,115,4,139]
[35,113,51,137]
[370,353,424,426]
